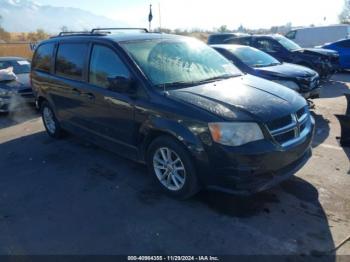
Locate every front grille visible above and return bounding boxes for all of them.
[266,114,292,131]
[266,106,311,147]
[300,122,307,133]
[274,130,296,144]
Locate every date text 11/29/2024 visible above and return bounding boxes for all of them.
[127,256,219,261]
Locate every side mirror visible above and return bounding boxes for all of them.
[108,76,137,94]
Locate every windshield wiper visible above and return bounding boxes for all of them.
[253,64,267,68]
[194,74,237,84]
[154,81,194,89]
[155,74,237,89]
[267,62,281,66]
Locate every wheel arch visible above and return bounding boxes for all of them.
[138,117,207,164]
[36,96,47,110]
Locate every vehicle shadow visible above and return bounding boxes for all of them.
[0,106,39,129]
[311,111,330,148]
[334,114,350,171]
[193,177,336,258]
[320,74,350,99]
[0,131,336,258]
[344,148,350,174]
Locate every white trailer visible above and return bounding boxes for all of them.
[285,25,350,47]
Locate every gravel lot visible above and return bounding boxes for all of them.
[0,74,349,257]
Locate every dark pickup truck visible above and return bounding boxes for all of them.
[222,34,340,79]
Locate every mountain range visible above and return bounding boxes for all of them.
[0,0,128,33]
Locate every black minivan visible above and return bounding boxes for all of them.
[31,29,315,199]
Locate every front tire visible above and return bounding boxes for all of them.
[41,101,63,138]
[147,136,200,199]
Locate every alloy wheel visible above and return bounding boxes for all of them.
[43,107,56,134]
[153,147,186,191]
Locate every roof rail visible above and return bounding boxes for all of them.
[53,28,149,38]
[90,28,149,34]
[58,31,91,36]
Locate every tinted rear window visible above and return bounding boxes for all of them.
[208,34,235,44]
[55,43,88,81]
[225,37,251,45]
[33,43,54,72]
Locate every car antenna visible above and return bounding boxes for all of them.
[159,3,168,95]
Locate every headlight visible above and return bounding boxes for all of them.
[208,122,264,146]
[272,80,300,91]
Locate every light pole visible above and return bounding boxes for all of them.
[148,4,153,32]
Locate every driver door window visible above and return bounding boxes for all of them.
[89,45,130,89]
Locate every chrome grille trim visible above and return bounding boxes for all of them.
[266,106,311,148]
[270,120,297,136]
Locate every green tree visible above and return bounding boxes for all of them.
[60,26,69,32]
[27,29,49,41]
[36,29,49,40]
[218,25,228,33]
[237,24,247,33]
[339,0,350,24]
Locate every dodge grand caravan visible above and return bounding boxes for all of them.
[31,29,315,199]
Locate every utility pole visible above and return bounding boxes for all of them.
[158,3,162,32]
[148,4,153,32]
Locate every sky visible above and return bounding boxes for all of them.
[35,0,346,30]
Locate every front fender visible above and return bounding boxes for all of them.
[138,116,209,164]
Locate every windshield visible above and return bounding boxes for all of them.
[120,38,242,88]
[0,59,31,74]
[275,35,301,51]
[229,46,280,67]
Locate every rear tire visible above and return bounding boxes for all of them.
[147,136,200,199]
[41,101,64,139]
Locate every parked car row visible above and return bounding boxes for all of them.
[0,33,342,115]
[219,34,340,79]
[29,29,315,199]
[1,28,345,199]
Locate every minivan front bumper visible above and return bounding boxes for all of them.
[198,117,314,195]
[206,147,312,195]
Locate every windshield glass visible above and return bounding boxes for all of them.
[275,35,301,51]
[229,46,280,67]
[120,38,242,88]
[0,60,31,74]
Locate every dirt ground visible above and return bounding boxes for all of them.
[0,74,349,257]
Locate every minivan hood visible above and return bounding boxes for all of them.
[169,75,306,122]
[256,63,317,79]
